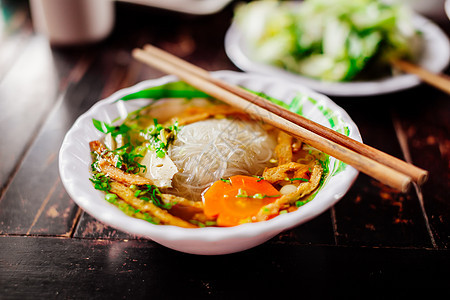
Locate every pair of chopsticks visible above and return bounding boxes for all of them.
[132,44,428,193]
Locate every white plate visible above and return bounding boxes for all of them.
[59,71,360,255]
[117,0,233,15]
[225,15,450,97]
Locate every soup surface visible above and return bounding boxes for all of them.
[89,98,325,227]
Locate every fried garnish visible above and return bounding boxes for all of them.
[90,140,107,154]
[255,161,323,221]
[90,140,118,165]
[98,160,154,186]
[160,194,216,225]
[161,193,204,209]
[263,161,313,185]
[275,131,293,165]
[190,212,216,224]
[109,182,197,228]
[169,105,248,126]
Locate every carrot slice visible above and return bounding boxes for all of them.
[202,175,281,227]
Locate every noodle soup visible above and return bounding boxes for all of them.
[89,97,325,228]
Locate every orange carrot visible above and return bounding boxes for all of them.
[202,175,281,227]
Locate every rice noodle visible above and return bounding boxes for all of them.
[168,118,277,201]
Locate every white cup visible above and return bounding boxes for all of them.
[30,0,115,46]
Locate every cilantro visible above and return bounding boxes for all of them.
[134,184,173,210]
[109,143,146,174]
[89,172,111,191]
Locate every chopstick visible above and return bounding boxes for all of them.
[391,59,450,95]
[132,45,425,192]
[141,44,428,186]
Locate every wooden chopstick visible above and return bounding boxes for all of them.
[391,59,450,95]
[142,44,428,186]
[132,46,415,192]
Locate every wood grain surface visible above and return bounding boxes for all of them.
[0,0,449,298]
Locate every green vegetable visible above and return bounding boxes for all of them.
[111,143,146,173]
[105,193,118,203]
[285,177,309,182]
[236,188,280,199]
[89,172,111,192]
[235,0,421,81]
[134,184,173,210]
[93,119,133,138]
[140,119,179,158]
[120,81,211,102]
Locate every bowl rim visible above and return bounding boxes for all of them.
[59,70,360,243]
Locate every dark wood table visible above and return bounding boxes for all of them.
[1,1,449,298]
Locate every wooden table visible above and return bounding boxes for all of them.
[1,1,449,298]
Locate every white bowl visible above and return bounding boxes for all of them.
[225,14,450,97]
[117,0,233,15]
[59,71,360,255]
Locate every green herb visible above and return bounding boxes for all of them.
[105,193,118,203]
[139,212,159,225]
[189,220,206,228]
[112,143,146,174]
[133,184,173,210]
[190,219,220,227]
[252,193,265,199]
[220,178,231,184]
[90,160,100,172]
[89,172,111,192]
[236,188,249,198]
[92,119,133,138]
[108,197,160,225]
[236,188,280,199]
[295,199,311,207]
[285,177,309,182]
[141,120,179,158]
[252,175,264,182]
[319,159,329,186]
[261,194,280,199]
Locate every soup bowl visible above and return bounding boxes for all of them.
[59,71,360,255]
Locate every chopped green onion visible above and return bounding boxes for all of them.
[105,193,118,203]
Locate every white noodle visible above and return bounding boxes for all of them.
[168,118,277,201]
